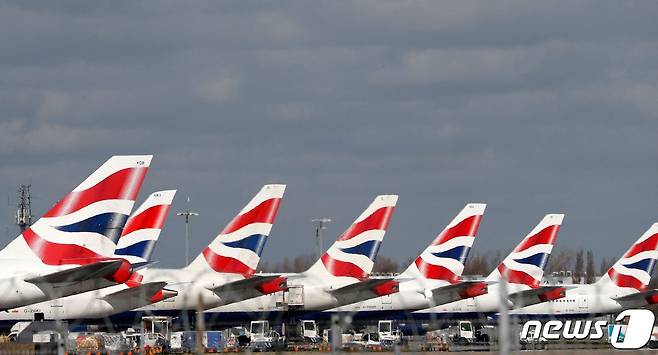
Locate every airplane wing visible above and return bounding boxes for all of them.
[429,281,488,307]
[329,278,399,306]
[209,275,288,305]
[25,259,132,289]
[613,289,658,306]
[508,285,566,308]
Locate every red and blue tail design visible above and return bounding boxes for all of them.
[306,195,398,280]
[187,184,286,276]
[487,214,564,289]
[405,203,486,284]
[0,156,152,266]
[114,190,176,265]
[598,223,658,292]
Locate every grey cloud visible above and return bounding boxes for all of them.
[1,1,658,268]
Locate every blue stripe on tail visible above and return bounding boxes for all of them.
[514,253,550,269]
[115,240,157,261]
[340,240,382,261]
[431,246,471,264]
[623,258,657,274]
[54,212,128,243]
[222,234,268,256]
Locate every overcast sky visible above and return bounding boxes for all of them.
[1,1,658,269]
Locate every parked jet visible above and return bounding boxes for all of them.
[197,195,399,324]
[0,190,177,322]
[322,203,488,317]
[509,223,658,318]
[413,214,565,319]
[0,155,151,309]
[131,184,289,314]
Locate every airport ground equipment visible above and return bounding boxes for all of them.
[248,320,285,351]
[281,319,320,350]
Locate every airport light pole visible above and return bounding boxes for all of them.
[177,197,199,266]
[312,218,331,259]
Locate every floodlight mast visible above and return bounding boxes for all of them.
[177,196,199,266]
[312,218,332,259]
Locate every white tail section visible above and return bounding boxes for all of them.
[305,195,398,280]
[595,223,658,292]
[186,184,286,275]
[486,214,564,288]
[402,203,486,285]
[114,190,177,264]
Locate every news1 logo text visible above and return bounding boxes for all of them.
[520,309,655,349]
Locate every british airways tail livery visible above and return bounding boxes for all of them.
[597,223,658,293]
[413,213,565,319]
[0,155,151,265]
[137,184,288,312]
[510,223,658,318]
[406,203,486,285]
[203,194,399,316]
[115,190,177,265]
[0,155,152,309]
[304,195,398,281]
[186,184,285,275]
[486,214,563,289]
[321,203,486,318]
[0,189,179,321]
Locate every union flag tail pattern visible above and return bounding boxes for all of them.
[0,156,152,266]
[486,214,564,289]
[187,184,286,276]
[307,195,398,280]
[114,190,176,265]
[408,203,486,284]
[598,223,658,292]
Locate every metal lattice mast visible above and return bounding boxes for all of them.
[15,184,32,232]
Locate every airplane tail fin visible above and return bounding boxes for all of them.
[186,184,286,275]
[595,223,658,292]
[485,214,564,288]
[0,155,152,265]
[403,203,486,284]
[114,190,176,265]
[305,195,398,280]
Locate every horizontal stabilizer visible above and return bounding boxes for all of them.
[25,260,130,288]
[614,289,658,306]
[509,285,566,308]
[329,278,400,307]
[429,281,488,307]
[102,281,168,301]
[209,275,288,305]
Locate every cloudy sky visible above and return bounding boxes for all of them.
[1,1,658,269]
